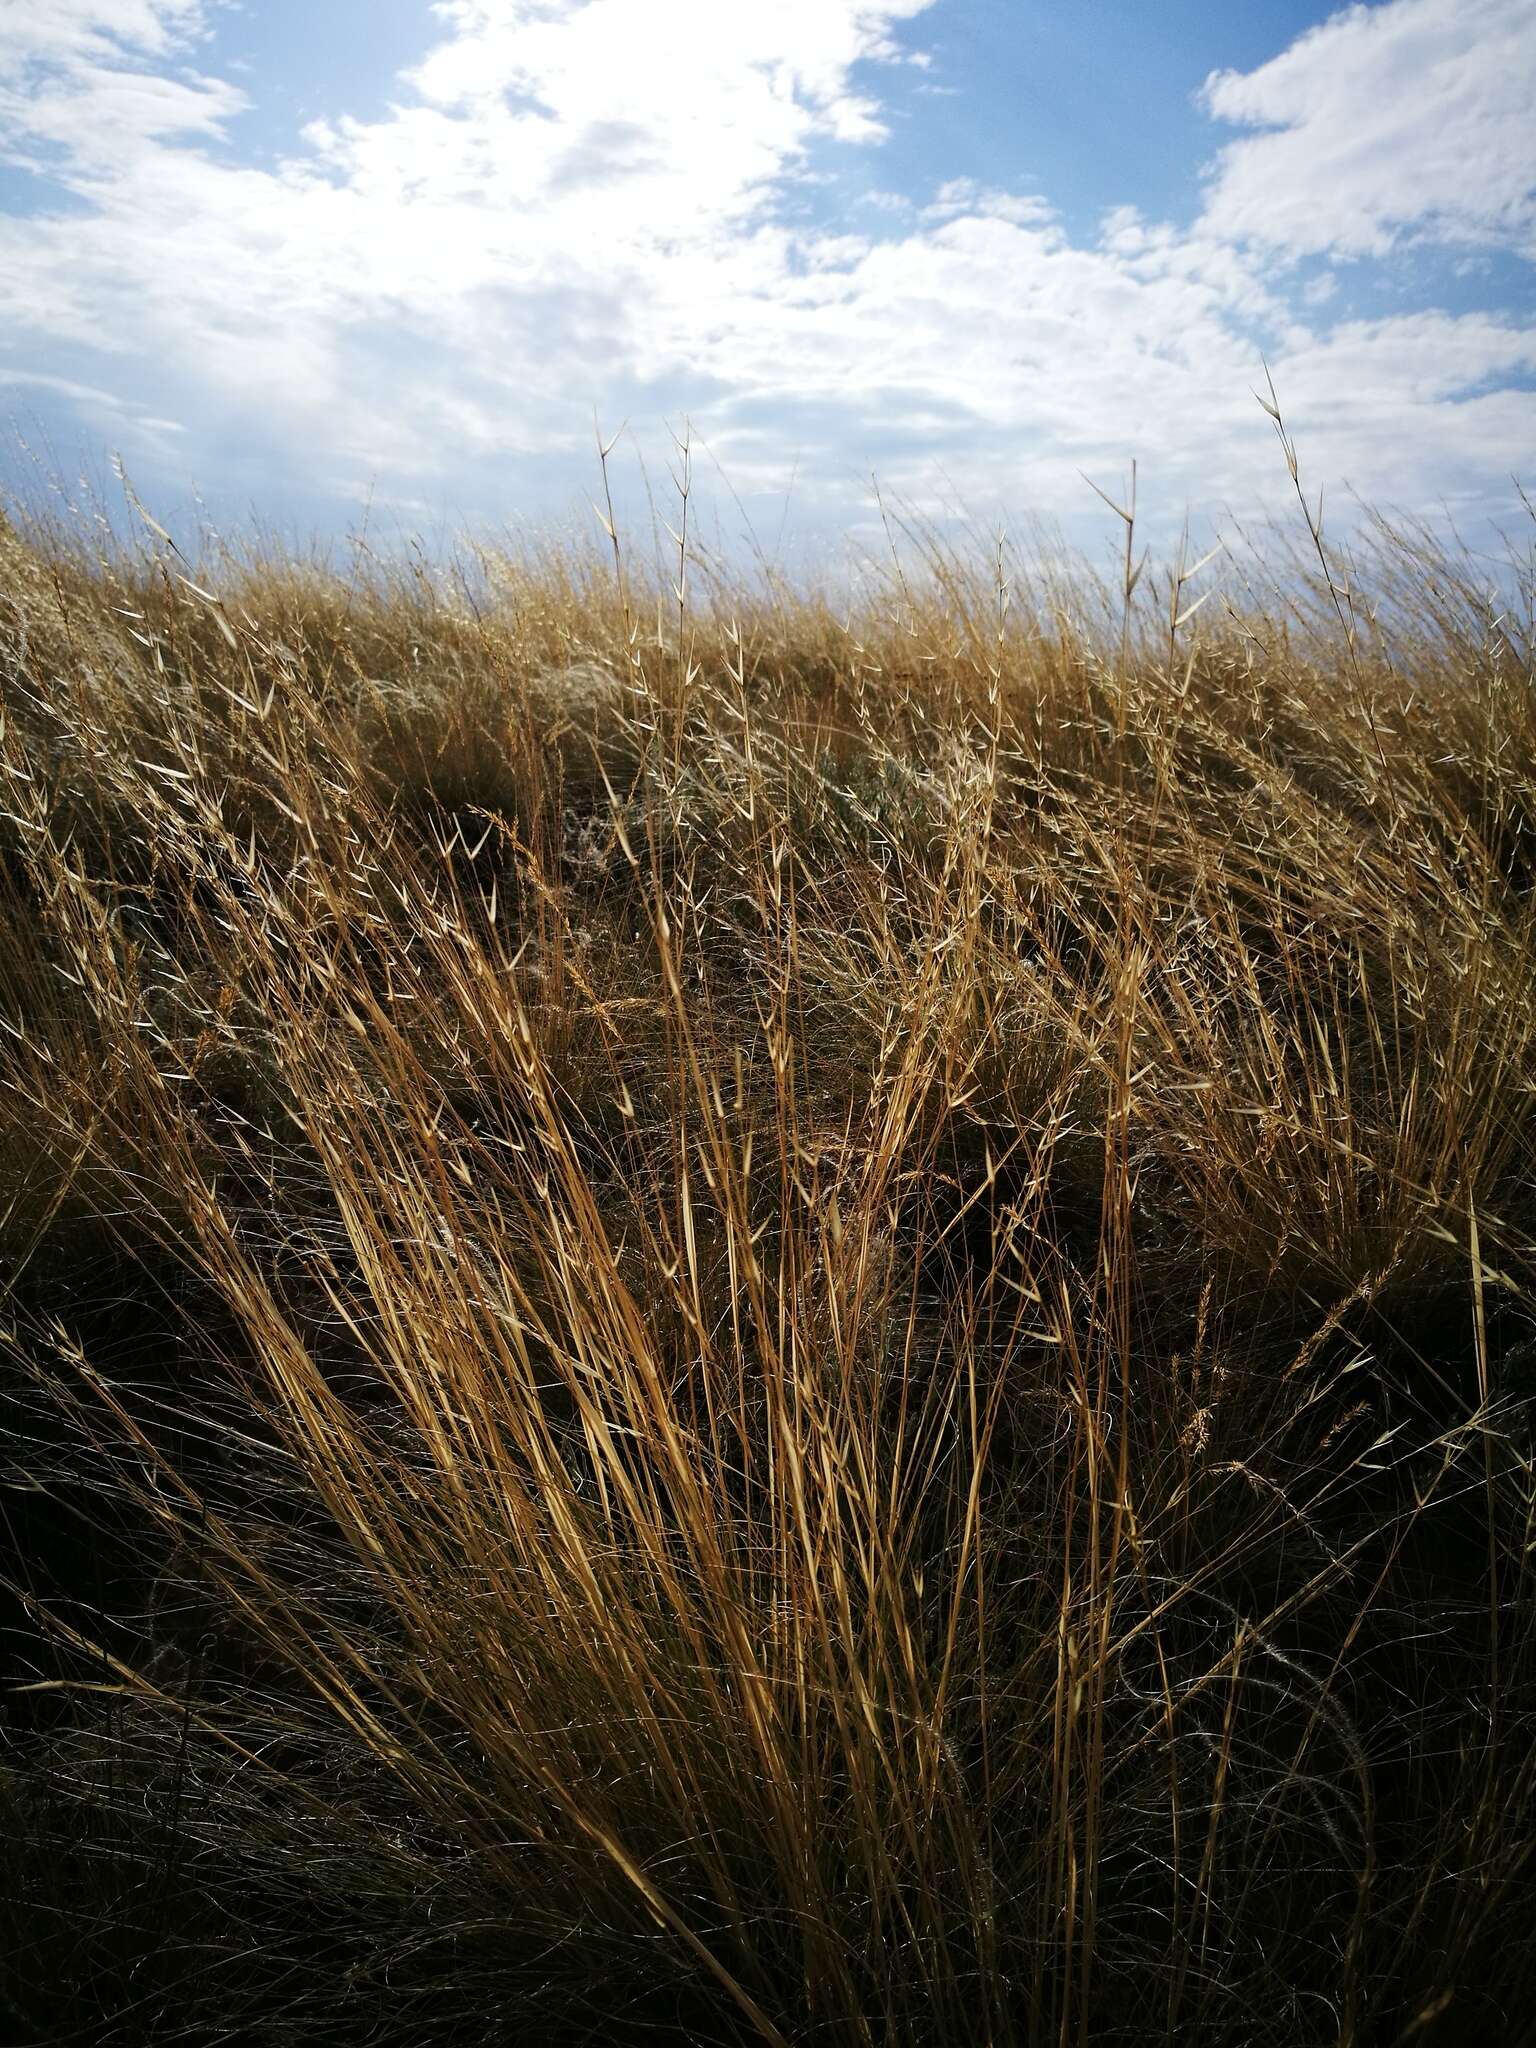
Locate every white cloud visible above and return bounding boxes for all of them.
[0,0,1530,552]
[0,2,234,157]
[0,363,188,455]
[0,0,210,67]
[0,0,951,482]
[1199,0,1536,259]
[925,177,1056,227]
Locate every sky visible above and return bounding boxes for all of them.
[0,0,1533,569]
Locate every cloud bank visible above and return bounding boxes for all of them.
[1,0,1532,549]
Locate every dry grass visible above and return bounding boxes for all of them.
[2,451,1535,2046]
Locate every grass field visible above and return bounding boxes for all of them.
[2,453,1535,2045]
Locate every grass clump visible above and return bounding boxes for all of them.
[2,468,1535,2047]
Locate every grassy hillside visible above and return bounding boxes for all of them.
[2,476,1534,2045]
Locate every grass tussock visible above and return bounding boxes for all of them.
[2,457,1536,2046]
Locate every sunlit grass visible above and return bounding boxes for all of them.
[2,446,1534,2045]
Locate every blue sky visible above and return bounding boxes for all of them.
[1,0,1533,568]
